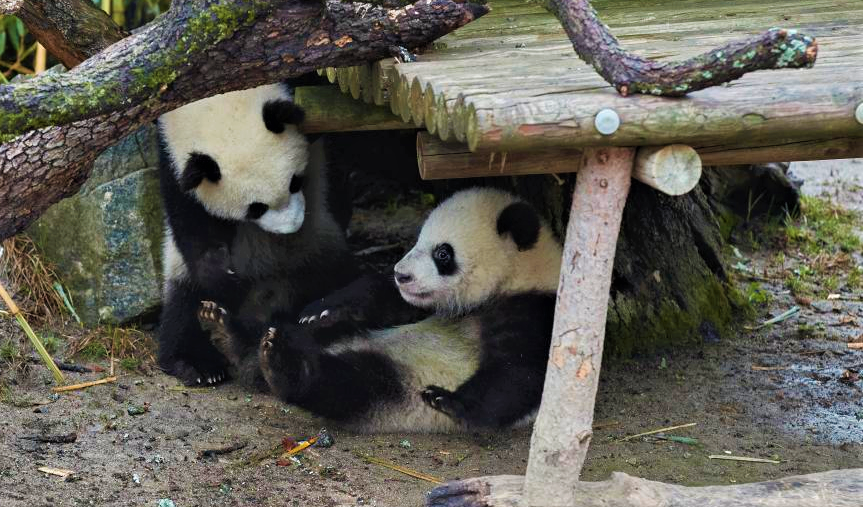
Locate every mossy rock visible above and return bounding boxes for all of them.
[28,126,164,325]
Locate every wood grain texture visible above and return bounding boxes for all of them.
[524,147,634,505]
[320,0,863,152]
[427,470,863,507]
[0,0,487,239]
[3,0,128,68]
[634,144,702,196]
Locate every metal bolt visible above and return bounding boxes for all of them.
[599,179,609,188]
[595,108,620,135]
[856,102,863,126]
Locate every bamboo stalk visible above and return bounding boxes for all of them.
[0,281,65,384]
[34,44,47,74]
[51,376,117,393]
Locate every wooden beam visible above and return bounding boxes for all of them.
[417,133,863,183]
[524,147,634,505]
[418,133,701,196]
[294,86,407,133]
[427,469,863,507]
[417,131,583,179]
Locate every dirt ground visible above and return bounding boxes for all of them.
[1,160,862,507]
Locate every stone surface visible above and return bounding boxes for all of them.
[28,125,163,325]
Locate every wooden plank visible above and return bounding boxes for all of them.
[293,86,406,133]
[418,133,863,178]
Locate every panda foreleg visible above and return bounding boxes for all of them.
[298,273,425,329]
[422,363,545,428]
[259,325,404,422]
[157,278,230,386]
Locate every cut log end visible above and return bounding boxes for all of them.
[634,144,703,196]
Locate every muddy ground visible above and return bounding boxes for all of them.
[1,160,862,507]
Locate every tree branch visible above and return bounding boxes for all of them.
[0,0,128,68]
[0,0,486,137]
[539,0,818,96]
[0,0,487,240]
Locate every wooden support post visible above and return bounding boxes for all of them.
[525,146,634,506]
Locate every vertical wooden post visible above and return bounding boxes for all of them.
[524,147,635,506]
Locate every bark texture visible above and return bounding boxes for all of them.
[0,0,487,240]
[524,147,634,506]
[1,0,128,68]
[0,0,487,137]
[427,469,863,507]
[538,0,818,96]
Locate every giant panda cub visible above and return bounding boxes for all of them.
[200,188,563,432]
[158,83,357,386]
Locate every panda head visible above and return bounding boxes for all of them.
[159,84,309,234]
[394,188,563,314]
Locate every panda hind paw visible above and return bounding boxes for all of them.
[421,385,465,419]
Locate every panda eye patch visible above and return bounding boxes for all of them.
[289,174,305,194]
[432,243,457,276]
[246,202,269,220]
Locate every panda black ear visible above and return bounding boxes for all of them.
[180,153,221,192]
[263,100,305,133]
[497,202,540,251]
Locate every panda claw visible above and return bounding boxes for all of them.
[320,310,329,319]
[308,316,316,323]
[196,377,202,385]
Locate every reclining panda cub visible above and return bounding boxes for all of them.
[200,188,563,432]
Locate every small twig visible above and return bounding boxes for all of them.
[745,306,800,330]
[0,280,65,385]
[51,376,117,393]
[651,435,699,445]
[751,365,788,371]
[26,357,93,373]
[198,440,248,459]
[282,436,318,457]
[20,433,77,444]
[358,454,444,484]
[848,342,863,350]
[37,466,74,479]
[708,455,780,464]
[354,244,401,256]
[618,422,697,442]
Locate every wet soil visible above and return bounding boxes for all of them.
[1,161,861,507]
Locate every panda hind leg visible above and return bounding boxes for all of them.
[422,363,544,428]
[157,279,230,386]
[259,324,404,421]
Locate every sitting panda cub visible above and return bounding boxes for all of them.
[200,188,563,432]
[158,83,357,387]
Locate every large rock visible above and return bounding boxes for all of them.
[28,126,164,325]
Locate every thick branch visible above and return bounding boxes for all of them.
[0,0,486,137]
[0,0,128,68]
[538,0,817,96]
[427,470,863,507]
[0,0,487,239]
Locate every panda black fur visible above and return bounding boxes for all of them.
[157,83,358,386]
[201,188,562,432]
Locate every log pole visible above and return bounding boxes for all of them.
[417,133,703,196]
[524,147,634,506]
[427,469,863,507]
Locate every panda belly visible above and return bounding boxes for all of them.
[326,316,483,433]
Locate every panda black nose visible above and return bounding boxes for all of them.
[395,271,413,284]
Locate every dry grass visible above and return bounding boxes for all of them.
[0,235,66,323]
[66,325,156,366]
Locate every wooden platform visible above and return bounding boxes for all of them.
[320,0,863,156]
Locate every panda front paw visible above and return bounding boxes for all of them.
[198,300,227,327]
[421,385,466,420]
[298,298,355,326]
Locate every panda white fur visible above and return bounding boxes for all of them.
[157,83,357,386]
[200,187,562,432]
